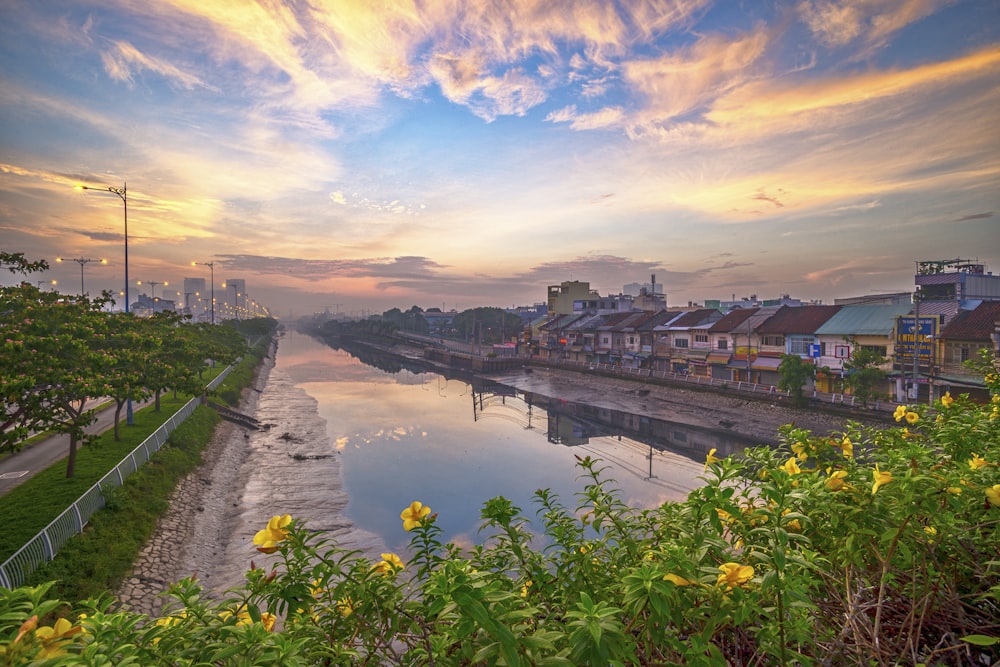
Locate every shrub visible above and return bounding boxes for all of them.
[2,387,998,665]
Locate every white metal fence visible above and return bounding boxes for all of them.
[0,367,233,589]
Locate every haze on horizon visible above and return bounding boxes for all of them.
[1,0,998,318]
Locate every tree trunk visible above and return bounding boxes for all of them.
[155,388,162,411]
[66,432,78,478]
[114,399,124,441]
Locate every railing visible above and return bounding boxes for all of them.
[539,358,896,413]
[0,366,233,589]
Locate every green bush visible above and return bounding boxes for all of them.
[2,381,998,665]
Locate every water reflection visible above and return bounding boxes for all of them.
[278,332,767,556]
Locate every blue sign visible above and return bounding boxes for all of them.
[809,344,821,358]
[895,316,936,363]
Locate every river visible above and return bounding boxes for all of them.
[202,330,767,590]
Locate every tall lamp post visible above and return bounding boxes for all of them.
[56,257,106,295]
[76,181,133,423]
[193,262,216,324]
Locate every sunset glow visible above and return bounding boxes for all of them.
[1,1,997,315]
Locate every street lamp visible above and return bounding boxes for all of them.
[193,262,216,324]
[76,182,129,311]
[36,279,56,290]
[137,280,167,301]
[56,257,106,295]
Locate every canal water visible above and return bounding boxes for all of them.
[222,331,764,579]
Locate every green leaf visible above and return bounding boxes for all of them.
[960,634,999,647]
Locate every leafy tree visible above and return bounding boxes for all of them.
[843,344,888,406]
[452,307,523,345]
[1,283,114,475]
[94,311,153,440]
[777,353,816,407]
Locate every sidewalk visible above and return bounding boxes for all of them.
[0,399,153,496]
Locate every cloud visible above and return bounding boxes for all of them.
[546,105,625,130]
[797,0,945,53]
[214,254,449,282]
[101,40,216,90]
[955,212,993,221]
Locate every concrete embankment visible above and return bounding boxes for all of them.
[114,344,274,616]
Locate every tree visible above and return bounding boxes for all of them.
[777,353,816,407]
[1,283,114,475]
[843,344,888,406]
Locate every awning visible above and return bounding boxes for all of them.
[751,357,783,371]
[707,352,732,365]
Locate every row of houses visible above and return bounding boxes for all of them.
[532,300,1000,403]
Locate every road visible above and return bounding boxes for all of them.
[0,399,152,496]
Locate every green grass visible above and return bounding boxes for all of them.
[0,338,271,601]
[31,406,220,602]
[0,395,193,561]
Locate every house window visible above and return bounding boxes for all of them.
[761,335,785,347]
[602,335,610,345]
[628,336,635,345]
[675,338,689,348]
[788,336,811,355]
[717,339,728,350]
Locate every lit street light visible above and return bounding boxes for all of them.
[36,279,56,290]
[193,262,216,324]
[76,180,133,424]
[56,256,106,295]
[76,182,129,313]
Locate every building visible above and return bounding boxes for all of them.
[548,281,598,316]
[812,304,912,395]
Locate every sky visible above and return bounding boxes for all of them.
[1,0,998,318]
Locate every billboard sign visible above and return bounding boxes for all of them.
[895,316,936,365]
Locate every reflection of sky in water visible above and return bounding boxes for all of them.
[279,332,705,555]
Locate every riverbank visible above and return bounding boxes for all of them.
[487,365,889,444]
[113,349,273,616]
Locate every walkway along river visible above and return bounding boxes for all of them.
[116,330,879,614]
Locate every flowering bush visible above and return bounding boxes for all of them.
[2,391,998,665]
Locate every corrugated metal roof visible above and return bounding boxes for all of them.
[940,301,1000,340]
[756,305,841,334]
[814,304,913,336]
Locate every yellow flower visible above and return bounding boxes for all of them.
[520,580,533,597]
[34,617,83,658]
[923,525,937,538]
[704,448,721,470]
[400,501,431,531]
[716,562,755,589]
[946,486,963,495]
[780,456,801,475]
[715,508,735,524]
[826,469,849,491]
[940,392,954,407]
[905,411,919,425]
[872,465,893,495]
[791,441,809,461]
[968,454,989,470]
[253,514,292,553]
[337,598,355,618]
[663,573,696,586]
[893,405,908,422]
[986,485,1000,507]
[840,437,854,459]
[370,552,404,576]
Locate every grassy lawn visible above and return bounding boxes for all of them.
[0,395,195,562]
